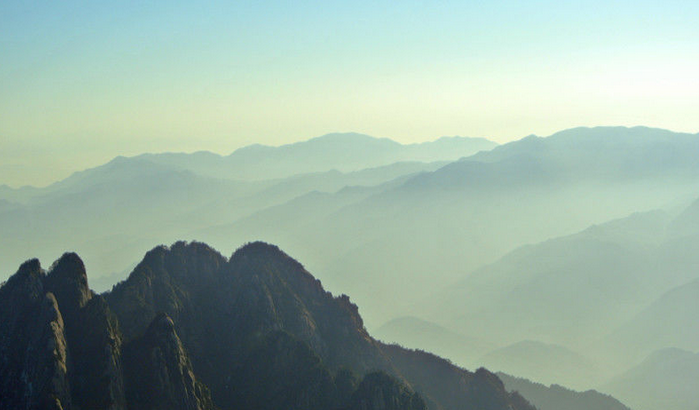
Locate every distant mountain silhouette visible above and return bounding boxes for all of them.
[479,341,599,389]
[374,316,496,368]
[498,373,631,410]
[394,192,699,398]
[605,278,699,364]
[0,154,447,281]
[134,133,497,180]
[423,210,671,348]
[198,127,699,326]
[1,126,697,408]
[602,348,699,410]
[403,126,699,190]
[0,241,533,410]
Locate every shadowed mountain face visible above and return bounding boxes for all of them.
[122,313,216,410]
[0,241,534,410]
[0,256,131,410]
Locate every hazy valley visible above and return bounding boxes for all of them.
[3,126,699,410]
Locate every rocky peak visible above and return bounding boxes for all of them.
[0,275,71,410]
[129,241,226,286]
[0,258,44,305]
[44,252,92,320]
[3,243,537,410]
[227,241,327,311]
[229,242,307,278]
[17,258,43,277]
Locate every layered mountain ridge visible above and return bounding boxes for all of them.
[0,241,532,410]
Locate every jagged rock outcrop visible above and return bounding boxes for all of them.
[0,260,71,410]
[45,253,126,410]
[106,241,535,410]
[123,313,215,410]
[44,252,92,322]
[0,253,210,410]
[349,372,426,410]
[1,242,535,410]
[68,295,126,410]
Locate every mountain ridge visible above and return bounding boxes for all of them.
[0,240,535,410]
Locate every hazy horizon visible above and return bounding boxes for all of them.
[3,125,698,188]
[3,1,699,186]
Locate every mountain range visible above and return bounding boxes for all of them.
[0,133,494,283]
[498,373,631,410]
[0,241,533,410]
[602,348,699,410]
[400,196,699,391]
[2,126,699,409]
[199,126,699,326]
[131,133,497,181]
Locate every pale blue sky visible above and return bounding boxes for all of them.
[1,1,698,186]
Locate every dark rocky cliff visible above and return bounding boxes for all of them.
[0,242,534,410]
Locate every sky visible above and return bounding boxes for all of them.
[1,0,699,187]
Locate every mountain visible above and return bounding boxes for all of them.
[386,191,699,394]
[0,199,19,213]
[122,313,217,410]
[0,241,534,410]
[400,126,699,194]
[0,155,445,281]
[0,254,192,410]
[464,126,698,174]
[0,184,42,204]
[374,316,496,368]
[604,278,699,365]
[479,341,599,390]
[197,127,699,328]
[4,126,698,329]
[135,133,497,180]
[498,373,632,410]
[410,191,699,367]
[422,209,672,348]
[602,348,699,410]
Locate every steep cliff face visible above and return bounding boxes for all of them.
[0,260,71,410]
[106,241,534,410]
[68,295,126,410]
[349,372,427,410]
[1,242,535,410]
[44,252,92,321]
[106,241,401,409]
[0,253,212,410]
[123,313,215,410]
[44,253,126,410]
